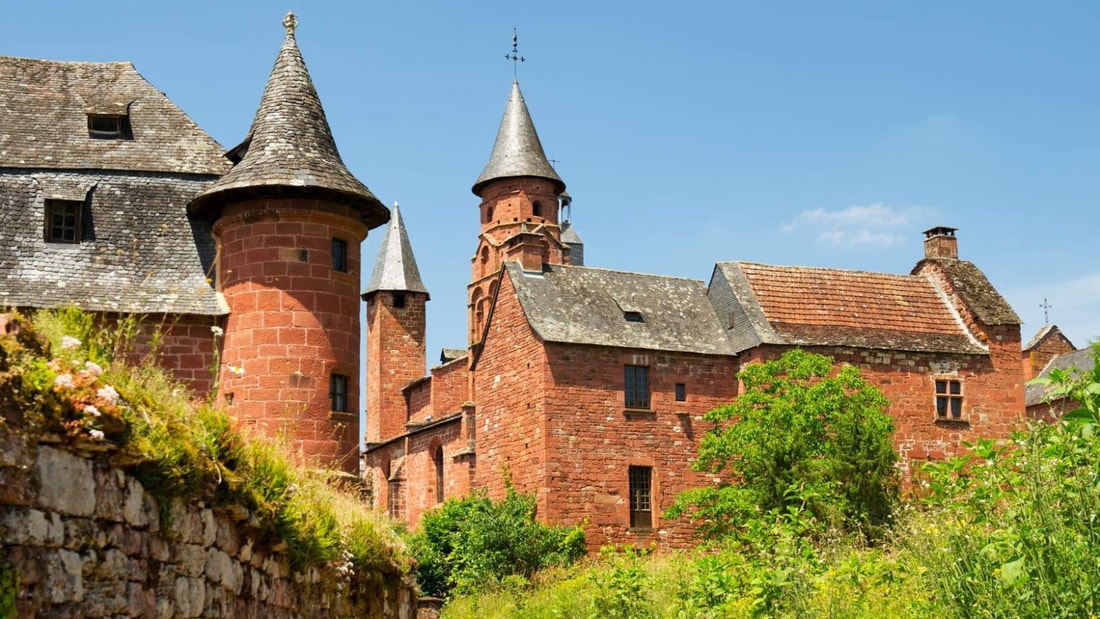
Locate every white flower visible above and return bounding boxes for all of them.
[84,361,104,377]
[227,364,245,377]
[54,374,74,389]
[85,405,101,417]
[88,429,105,440]
[97,385,120,405]
[61,336,81,350]
[210,325,224,337]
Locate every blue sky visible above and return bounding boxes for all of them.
[8,1,1099,370]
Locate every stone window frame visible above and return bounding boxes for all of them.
[674,382,686,402]
[44,199,82,244]
[330,373,349,413]
[933,376,965,421]
[624,365,650,410]
[628,465,653,530]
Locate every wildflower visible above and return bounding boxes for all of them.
[97,385,120,405]
[54,374,75,389]
[227,363,245,377]
[88,429,105,440]
[85,405,102,417]
[84,360,104,377]
[61,335,81,350]
[210,325,224,337]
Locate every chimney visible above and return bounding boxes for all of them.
[923,226,958,260]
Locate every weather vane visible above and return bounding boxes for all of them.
[283,11,298,38]
[506,28,525,77]
[1040,298,1052,324]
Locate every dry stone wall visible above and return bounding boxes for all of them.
[0,434,414,618]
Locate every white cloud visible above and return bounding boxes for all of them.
[782,203,930,248]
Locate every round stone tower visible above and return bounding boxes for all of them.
[188,13,389,473]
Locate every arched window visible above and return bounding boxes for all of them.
[480,246,489,264]
[433,445,445,503]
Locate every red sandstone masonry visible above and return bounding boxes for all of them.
[213,199,366,474]
[365,291,427,443]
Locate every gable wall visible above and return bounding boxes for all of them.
[472,274,549,510]
[542,343,738,550]
[1023,331,1076,380]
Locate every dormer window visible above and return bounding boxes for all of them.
[624,311,644,323]
[44,200,82,243]
[87,114,130,139]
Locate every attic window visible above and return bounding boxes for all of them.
[624,311,644,323]
[87,114,129,138]
[44,200,82,243]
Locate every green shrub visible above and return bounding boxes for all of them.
[411,484,586,597]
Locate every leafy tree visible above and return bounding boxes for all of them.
[410,484,586,598]
[669,349,899,541]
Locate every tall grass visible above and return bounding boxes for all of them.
[1,308,410,575]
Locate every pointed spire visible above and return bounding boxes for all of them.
[190,13,388,229]
[472,80,564,197]
[364,203,430,298]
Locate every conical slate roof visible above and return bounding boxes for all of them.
[190,14,388,229]
[364,204,430,298]
[472,80,564,197]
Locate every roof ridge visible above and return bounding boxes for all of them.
[727,260,919,280]
[546,263,706,284]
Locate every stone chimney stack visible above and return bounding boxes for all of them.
[923,226,959,260]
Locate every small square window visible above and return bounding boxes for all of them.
[623,311,644,323]
[332,238,348,272]
[330,374,349,412]
[392,292,406,309]
[44,200,82,243]
[675,383,686,402]
[629,466,653,529]
[625,365,650,409]
[934,378,964,420]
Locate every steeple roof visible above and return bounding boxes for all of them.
[472,80,564,197]
[190,13,388,228]
[364,203,429,298]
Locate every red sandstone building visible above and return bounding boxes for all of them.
[1,15,1037,548]
[360,82,1029,547]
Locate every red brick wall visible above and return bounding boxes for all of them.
[430,358,469,417]
[543,343,738,550]
[406,380,431,423]
[472,274,549,508]
[126,314,223,397]
[365,290,427,443]
[212,199,367,474]
[740,341,1024,478]
[1022,330,1075,380]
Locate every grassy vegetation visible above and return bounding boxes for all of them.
[443,347,1100,618]
[0,308,410,575]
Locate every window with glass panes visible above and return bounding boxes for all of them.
[629,466,653,529]
[934,378,963,420]
[330,374,349,412]
[624,365,650,409]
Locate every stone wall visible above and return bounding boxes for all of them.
[0,435,415,618]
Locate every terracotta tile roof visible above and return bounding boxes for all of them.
[710,262,986,355]
[189,27,387,228]
[0,56,230,175]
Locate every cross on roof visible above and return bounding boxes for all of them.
[1040,297,1052,324]
[506,28,525,77]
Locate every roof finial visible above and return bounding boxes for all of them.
[1040,297,1052,324]
[283,11,299,38]
[506,28,525,78]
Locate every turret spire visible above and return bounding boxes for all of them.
[190,12,388,228]
[364,203,430,297]
[472,80,564,197]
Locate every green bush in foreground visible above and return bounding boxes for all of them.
[410,484,586,597]
[0,308,410,575]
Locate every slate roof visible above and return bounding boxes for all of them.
[710,262,987,355]
[0,170,224,315]
[504,263,732,356]
[914,259,1021,326]
[1023,324,1073,352]
[1026,348,1096,406]
[189,20,388,228]
[0,56,230,176]
[472,80,564,197]
[364,204,429,297]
